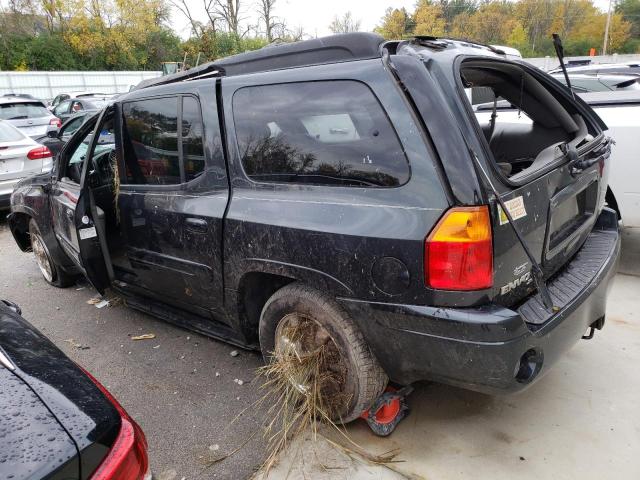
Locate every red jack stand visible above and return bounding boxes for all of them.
[360,385,413,436]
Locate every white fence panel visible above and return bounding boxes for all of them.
[0,71,161,101]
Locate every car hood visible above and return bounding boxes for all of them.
[0,301,120,479]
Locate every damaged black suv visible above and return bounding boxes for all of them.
[8,33,620,423]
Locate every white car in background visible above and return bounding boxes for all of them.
[0,96,61,139]
[0,121,53,210]
[580,91,640,228]
[551,73,640,93]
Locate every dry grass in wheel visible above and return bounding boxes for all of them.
[255,313,398,475]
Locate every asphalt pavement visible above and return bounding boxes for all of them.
[0,213,268,480]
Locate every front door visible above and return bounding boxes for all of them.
[113,93,228,317]
[50,109,115,293]
[50,117,97,264]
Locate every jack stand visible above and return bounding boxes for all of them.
[360,385,413,437]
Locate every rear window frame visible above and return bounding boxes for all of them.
[231,79,412,189]
[117,93,209,191]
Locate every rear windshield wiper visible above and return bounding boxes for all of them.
[7,115,28,120]
[471,151,556,311]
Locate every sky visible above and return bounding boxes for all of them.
[169,0,415,39]
[168,0,613,40]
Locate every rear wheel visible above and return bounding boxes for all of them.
[259,284,387,423]
[29,219,75,288]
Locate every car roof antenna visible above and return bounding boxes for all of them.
[552,33,575,100]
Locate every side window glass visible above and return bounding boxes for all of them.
[54,100,71,116]
[121,97,180,185]
[61,116,84,138]
[182,97,205,181]
[233,81,410,187]
[64,128,94,183]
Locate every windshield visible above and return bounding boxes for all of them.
[0,102,50,120]
[0,122,26,142]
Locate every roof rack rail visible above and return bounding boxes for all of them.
[407,36,503,55]
[134,32,385,91]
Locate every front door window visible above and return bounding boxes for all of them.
[65,129,94,183]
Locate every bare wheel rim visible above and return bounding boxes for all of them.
[274,312,351,417]
[32,233,54,283]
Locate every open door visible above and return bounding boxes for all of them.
[73,107,115,294]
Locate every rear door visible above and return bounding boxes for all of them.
[113,89,228,317]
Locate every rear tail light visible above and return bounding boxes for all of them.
[50,118,62,128]
[80,368,150,480]
[425,206,493,290]
[27,146,53,160]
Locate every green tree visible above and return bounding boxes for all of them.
[374,7,412,39]
[30,32,78,70]
[457,1,516,44]
[413,0,446,37]
[616,0,640,38]
[438,0,478,29]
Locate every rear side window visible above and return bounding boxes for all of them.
[0,102,50,120]
[181,97,205,182]
[121,96,206,186]
[233,81,409,187]
[54,100,71,116]
[122,97,181,185]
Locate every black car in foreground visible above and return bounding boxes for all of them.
[0,299,149,480]
[8,33,620,422]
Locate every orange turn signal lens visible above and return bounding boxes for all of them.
[425,206,493,290]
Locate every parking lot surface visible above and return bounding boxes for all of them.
[0,213,268,480]
[2,211,639,480]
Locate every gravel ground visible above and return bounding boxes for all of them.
[0,213,269,480]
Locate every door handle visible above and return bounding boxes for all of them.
[184,217,208,233]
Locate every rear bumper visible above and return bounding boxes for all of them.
[339,208,620,394]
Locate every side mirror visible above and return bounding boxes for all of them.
[46,125,60,138]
